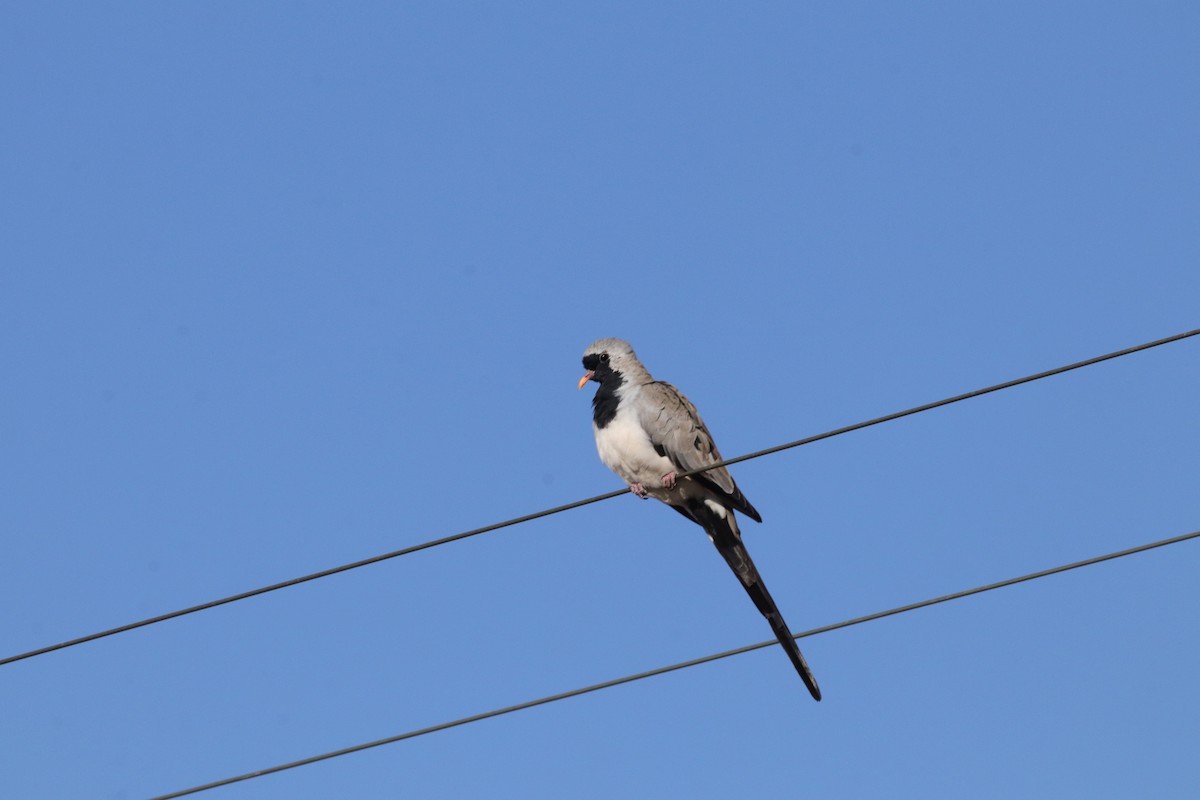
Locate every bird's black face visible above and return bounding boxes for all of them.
[579,351,614,387]
[582,351,609,372]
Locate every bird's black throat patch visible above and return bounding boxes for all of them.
[591,375,623,428]
[585,362,623,429]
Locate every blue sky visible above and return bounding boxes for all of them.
[3,3,1198,798]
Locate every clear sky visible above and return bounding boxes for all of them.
[3,3,1198,798]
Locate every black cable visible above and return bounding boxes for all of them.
[150,528,1200,799]
[708,326,1200,471]
[0,489,626,667]
[3,327,1197,669]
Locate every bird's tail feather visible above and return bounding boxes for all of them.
[703,510,822,702]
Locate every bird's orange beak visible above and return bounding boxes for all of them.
[578,371,594,390]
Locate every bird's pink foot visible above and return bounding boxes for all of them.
[661,471,677,489]
[630,483,649,498]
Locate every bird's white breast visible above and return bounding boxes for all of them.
[593,388,675,488]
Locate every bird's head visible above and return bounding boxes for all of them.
[578,338,644,389]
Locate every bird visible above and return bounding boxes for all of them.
[578,338,821,701]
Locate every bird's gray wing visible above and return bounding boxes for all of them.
[636,381,761,521]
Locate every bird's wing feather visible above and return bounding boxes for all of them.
[636,381,762,522]
[636,381,740,493]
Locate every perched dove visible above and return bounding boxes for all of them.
[579,338,821,701]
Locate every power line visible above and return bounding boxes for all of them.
[711,326,1200,471]
[3,327,1197,669]
[150,527,1200,799]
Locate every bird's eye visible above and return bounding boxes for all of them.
[599,353,609,362]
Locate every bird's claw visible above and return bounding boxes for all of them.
[661,471,677,489]
[630,483,649,498]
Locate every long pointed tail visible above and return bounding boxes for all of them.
[705,511,822,701]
